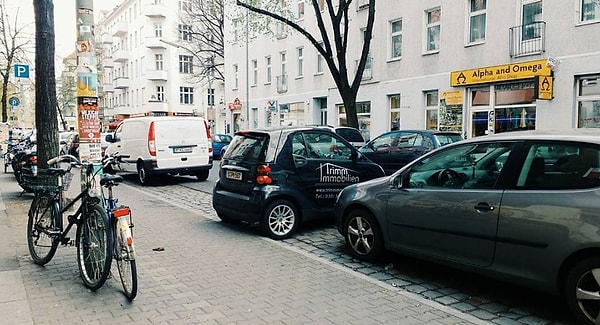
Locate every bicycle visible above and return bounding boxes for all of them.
[101,154,137,300]
[26,154,136,296]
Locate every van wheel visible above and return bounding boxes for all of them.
[137,162,153,185]
[261,200,299,240]
[196,170,209,181]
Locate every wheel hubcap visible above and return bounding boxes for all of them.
[347,216,374,256]
[268,205,294,236]
[576,268,600,322]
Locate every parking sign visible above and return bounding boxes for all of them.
[14,64,29,78]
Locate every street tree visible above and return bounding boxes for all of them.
[234,0,375,129]
[0,0,32,123]
[178,0,224,85]
[34,0,59,169]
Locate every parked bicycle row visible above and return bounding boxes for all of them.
[4,151,138,300]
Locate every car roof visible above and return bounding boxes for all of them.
[461,129,600,144]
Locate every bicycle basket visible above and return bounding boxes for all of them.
[22,171,59,192]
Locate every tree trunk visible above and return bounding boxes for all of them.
[1,72,8,123]
[34,0,59,169]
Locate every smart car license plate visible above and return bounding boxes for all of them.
[226,170,242,180]
[173,147,192,153]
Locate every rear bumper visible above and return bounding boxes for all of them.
[143,160,212,176]
[212,181,265,222]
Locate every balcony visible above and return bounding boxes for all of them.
[102,57,114,69]
[144,4,166,18]
[103,83,115,93]
[145,37,167,49]
[146,69,168,81]
[509,21,546,57]
[115,77,130,89]
[276,74,288,93]
[112,21,128,37]
[146,100,169,111]
[99,33,113,45]
[113,49,129,63]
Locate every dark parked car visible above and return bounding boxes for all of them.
[334,129,600,325]
[212,133,232,159]
[359,130,463,175]
[212,126,385,240]
[308,125,366,148]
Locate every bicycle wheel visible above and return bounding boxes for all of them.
[27,194,60,265]
[76,201,113,290]
[114,218,137,300]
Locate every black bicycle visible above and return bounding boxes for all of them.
[26,155,112,290]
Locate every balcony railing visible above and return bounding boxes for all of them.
[509,21,546,57]
[112,21,128,38]
[277,74,288,93]
[115,77,130,89]
[144,4,166,18]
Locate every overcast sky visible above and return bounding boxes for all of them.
[9,0,122,63]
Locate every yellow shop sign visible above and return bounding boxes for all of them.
[451,59,552,87]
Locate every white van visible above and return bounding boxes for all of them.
[104,116,213,185]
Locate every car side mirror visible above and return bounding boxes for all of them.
[391,174,403,189]
[105,134,115,143]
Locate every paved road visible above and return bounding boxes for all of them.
[0,169,491,324]
[137,168,577,325]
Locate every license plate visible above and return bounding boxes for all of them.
[173,147,193,153]
[226,170,242,180]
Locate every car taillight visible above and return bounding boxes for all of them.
[148,121,156,156]
[204,120,213,154]
[256,164,272,185]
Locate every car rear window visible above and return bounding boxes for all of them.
[435,134,463,146]
[336,128,364,143]
[223,133,268,162]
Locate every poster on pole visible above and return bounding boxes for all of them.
[77,97,101,162]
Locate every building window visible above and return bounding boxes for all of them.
[156,86,164,102]
[522,0,542,40]
[468,0,486,43]
[179,55,193,74]
[425,8,441,52]
[178,0,191,11]
[316,42,324,74]
[280,51,287,77]
[179,86,194,104]
[155,54,163,70]
[266,56,272,84]
[297,0,305,19]
[338,102,371,140]
[233,64,239,89]
[390,19,402,59]
[425,90,439,130]
[580,0,600,23]
[297,47,304,77]
[179,24,193,41]
[154,24,162,37]
[390,94,401,131]
[577,75,600,128]
[252,59,258,86]
[208,88,215,106]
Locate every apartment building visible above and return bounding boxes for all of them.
[93,0,224,133]
[224,0,600,140]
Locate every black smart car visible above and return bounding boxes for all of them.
[212,126,385,239]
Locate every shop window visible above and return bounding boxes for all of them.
[495,107,535,133]
[425,90,438,130]
[390,94,401,131]
[280,102,305,126]
[577,76,600,128]
[338,102,371,141]
[471,87,490,106]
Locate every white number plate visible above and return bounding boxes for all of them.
[173,147,193,153]
[226,170,242,180]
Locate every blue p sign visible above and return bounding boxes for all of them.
[14,64,29,78]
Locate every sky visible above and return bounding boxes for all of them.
[9,0,123,62]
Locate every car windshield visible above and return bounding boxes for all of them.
[223,133,268,162]
[434,133,464,146]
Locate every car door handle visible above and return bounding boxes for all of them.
[474,202,494,212]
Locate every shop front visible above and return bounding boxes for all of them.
[450,59,553,138]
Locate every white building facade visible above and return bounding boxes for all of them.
[94,0,225,133]
[224,0,600,140]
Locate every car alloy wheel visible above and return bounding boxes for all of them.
[565,257,600,325]
[262,200,298,240]
[344,209,383,262]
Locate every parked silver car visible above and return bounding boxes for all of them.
[334,129,600,325]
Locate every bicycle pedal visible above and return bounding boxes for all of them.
[47,228,62,237]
